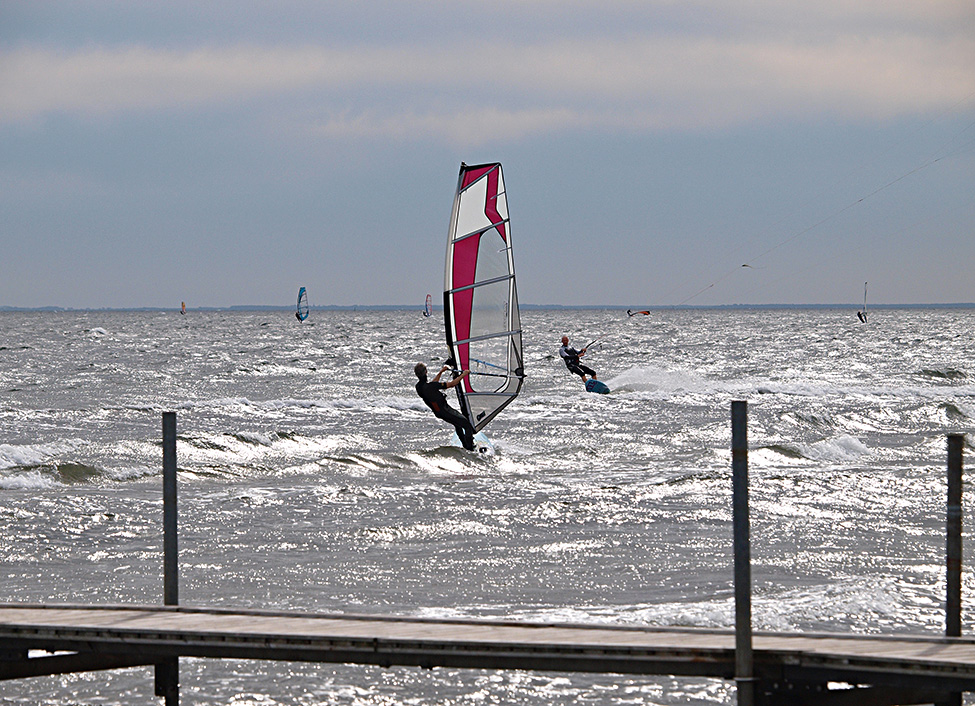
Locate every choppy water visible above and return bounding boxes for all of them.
[1,307,973,705]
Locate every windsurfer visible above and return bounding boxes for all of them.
[414,362,476,451]
[559,336,597,383]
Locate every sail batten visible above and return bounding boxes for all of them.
[447,274,515,294]
[444,162,523,433]
[454,329,523,347]
[455,221,510,243]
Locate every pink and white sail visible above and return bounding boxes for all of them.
[443,162,524,432]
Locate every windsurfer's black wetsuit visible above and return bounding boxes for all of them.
[416,379,476,451]
[559,344,596,382]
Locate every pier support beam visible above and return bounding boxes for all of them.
[155,411,179,705]
[732,401,755,706]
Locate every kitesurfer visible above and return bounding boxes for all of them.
[559,336,597,383]
[414,362,476,451]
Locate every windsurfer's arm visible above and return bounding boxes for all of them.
[431,365,450,383]
[443,370,469,388]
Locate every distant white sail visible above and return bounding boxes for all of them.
[443,162,524,432]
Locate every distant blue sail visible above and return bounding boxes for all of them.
[296,287,309,322]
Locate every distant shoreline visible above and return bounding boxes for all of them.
[2,303,974,313]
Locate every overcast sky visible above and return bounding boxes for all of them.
[2,1,973,308]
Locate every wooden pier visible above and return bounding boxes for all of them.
[0,603,973,704]
[0,408,967,705]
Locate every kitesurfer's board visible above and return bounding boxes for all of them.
[450,431,495,455]
[585,379,610,394]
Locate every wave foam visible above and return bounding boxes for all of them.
[0,440,85,470]
[0,470,59,490]
[607,365,710,396]
[798,435,869,462]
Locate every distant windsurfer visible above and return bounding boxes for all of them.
[857,311,867,323]
[559,336,597,383]
[414,362,476,451]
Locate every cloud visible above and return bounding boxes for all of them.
[2,32,972,141]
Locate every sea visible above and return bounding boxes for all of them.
[1,306,973,705]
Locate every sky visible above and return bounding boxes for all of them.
[1,1,973,308]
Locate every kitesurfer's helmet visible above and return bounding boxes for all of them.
[414,362,427,380]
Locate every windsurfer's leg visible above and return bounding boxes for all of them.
[456,420,475,451]
[438,409,476,451]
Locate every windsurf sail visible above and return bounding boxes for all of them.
[443,162,524,433]
[627,309,650,317]
[180,301,185,315]
[423,293,433,317]
[857,282,867,323]
[296,287,309,322]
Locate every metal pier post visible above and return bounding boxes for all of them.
[156,411,179,705]
[947,433,963,638]
[941,434,964,706]
[732,401,755,706]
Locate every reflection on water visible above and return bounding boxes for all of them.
[0,307,973,704]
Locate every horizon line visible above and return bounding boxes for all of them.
[3,303,974,312]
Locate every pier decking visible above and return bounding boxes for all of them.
[1,603,973,702]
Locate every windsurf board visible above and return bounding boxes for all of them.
[450,431,495,455]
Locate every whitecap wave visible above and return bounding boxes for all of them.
[0,440,85,470]
[798,435,869,462]
[0,470,59,490]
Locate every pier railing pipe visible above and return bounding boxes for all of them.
[732,401,755,706]
[947,434,963,638]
